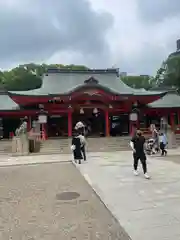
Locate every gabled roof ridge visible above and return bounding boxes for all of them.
[46,68,119,75]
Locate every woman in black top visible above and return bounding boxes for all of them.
[71,131,83,164]
[130,130,150,179]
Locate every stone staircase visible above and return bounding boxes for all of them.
[0,140,12,155]
[175,134,180,148]
[39,137,132,155]
[0,134,180,155]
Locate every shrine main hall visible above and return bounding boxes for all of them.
[0,68,180,138]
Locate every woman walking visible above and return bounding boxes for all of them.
[71,130,83,164]
[130,130,150,179]
[79,131,86,161]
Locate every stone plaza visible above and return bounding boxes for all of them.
[0,149,180,239]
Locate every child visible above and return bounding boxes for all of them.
[159,132,167,156]
[71,130,83,164]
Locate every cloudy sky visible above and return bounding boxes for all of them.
[1,0,180,75]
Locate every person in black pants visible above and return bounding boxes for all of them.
[71,131,83,164]
[77,129,86,161]
[130,130,150,179]
[159,133,167,156]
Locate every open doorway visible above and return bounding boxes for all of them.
[47,115,68,138]
[73,108,105,137]
[110,114,129,136]
[3,117,21,139]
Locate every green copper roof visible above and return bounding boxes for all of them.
[9,69,165,96]
[148,93,180,108]
[0,94,19,111]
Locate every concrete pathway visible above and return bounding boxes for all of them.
[75,150,180,240]
[0,154,71,167]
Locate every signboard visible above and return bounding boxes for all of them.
[129,113,138,121]
[38,115,47,123]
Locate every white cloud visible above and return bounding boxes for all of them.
[1,0,180,75]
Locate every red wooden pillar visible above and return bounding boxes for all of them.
[105,110,110,137]
[170,113,175,131]
[68,111,72,137]
[41,123,47,140]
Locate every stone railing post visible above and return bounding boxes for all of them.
[167,125,177,149]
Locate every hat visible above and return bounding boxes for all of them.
[137,130,142,135]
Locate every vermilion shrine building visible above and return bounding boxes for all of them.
[0,68,180,138]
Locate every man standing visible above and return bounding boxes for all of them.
[130,130,150,179]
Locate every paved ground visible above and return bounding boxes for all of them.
[75,150,180,240]
[0,161,129,240]
[1,150,180,239]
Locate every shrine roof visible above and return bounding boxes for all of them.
[0,92,19,111]
[148,92,180,108]
[9,68,165,97]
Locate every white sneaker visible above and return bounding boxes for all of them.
[144,173,150,179]
[134,170,139,176]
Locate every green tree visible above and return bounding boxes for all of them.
[121,75,155,90]
[1,63,88,91]
[155,55,180,89]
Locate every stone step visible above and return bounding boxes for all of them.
[0,135,179,155]
[39,137,132,154]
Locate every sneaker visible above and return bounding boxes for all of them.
[144,173,150,179]
[134,170,139,176]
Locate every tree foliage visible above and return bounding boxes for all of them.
[0,63,88,91]
[155,55,180,89]
[121,75,155,90]
[0,63,158,91]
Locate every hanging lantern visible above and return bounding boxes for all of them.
[93,108,98,114]
[80,108,84,114]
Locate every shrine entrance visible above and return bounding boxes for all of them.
[72,108,105,137]
[47,115,68,138]
[109,114,129,136]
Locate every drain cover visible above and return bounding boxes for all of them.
[56,192,80,201]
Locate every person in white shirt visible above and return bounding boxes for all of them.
[75,121,84,130]
[78,131,87,161]
[75,121,85,135]
[159,132,167,156]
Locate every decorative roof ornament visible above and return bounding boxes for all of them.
[84,77,99,84]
